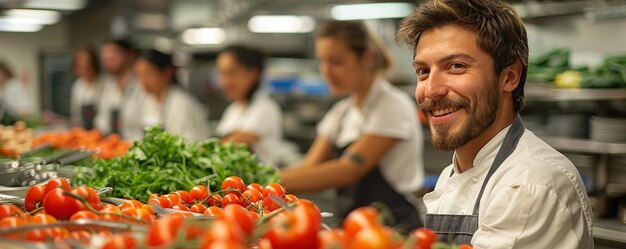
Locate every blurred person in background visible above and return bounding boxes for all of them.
[0,60,35,119]
[131,49,210,141]
[94,39,146,137]
[215,45,282,164]
[70,47,103,130]
[280,20,425,230]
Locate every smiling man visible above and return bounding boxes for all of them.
[397,0,593,248]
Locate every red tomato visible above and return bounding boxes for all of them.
[101,233,137,249]
[283,194,298,203]
[200,219,246,248]
[411,228,437,249]
[343,206,379,239]
[242,189,263,203]
[24,185,46,212]
[222,193,243,207]
[167,193,182,205]
[206,194,222,207]
[148,196,172,208]
[69,210,98,221]
[174,190,195,204]
[100,205,122,222]
[263,183,286,198]
[222,176,246,193]
[68,230,92,244]
[190,203,207,213]
[148,193,159,201]
[0,216,25,228]
[223,204,255,236]
[146,214,183,246]
[348,225,393,249]
[172,204,190,212]
[27,213,57,225]
[120,200,143,210]
[203,240,247,249]
[71,186,103,211]
[458,245,473,249]
[44,178,71,194]
[262,196,282,211]
[263,200,322,249]
[25,227,69,242]
[190,185,209,201]
[142,204,155,215]
[122,207,155,224]
[318,229,349,249]
[203,206,223,218]
[43,188,79,220]
[247,183,263,193]
[248,211,260,223]
[0,217,26,240]
[0,204,24,219]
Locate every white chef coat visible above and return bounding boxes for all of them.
[316,78,424,194]
[124,85,210,142]
[0,78,34,116]
[70,77,103,126]
[423,125,594,248]
[93,74,146,136]
[216,91,282,164]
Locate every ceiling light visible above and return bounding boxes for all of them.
[5,9,61,25]
[181,27,226,45]
[331,3,414,20]
[0,20,42,32]
[24,0,86,11]
[248,15,315,33]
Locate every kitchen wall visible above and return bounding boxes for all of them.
[0,21,69,116]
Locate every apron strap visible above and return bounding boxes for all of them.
[472,115,525,215]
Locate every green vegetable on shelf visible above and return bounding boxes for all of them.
[73,125,279,202]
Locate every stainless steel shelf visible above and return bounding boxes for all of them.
[543,137,626,155]
[526,85,626,102]
[594,218,626,244]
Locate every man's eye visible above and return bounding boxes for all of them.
[451,63,465,70]
[416,68,430,76]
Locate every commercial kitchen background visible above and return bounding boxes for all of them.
[0,0,625,247]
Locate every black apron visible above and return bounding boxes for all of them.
[80,104,96,130]
[424,115,525,244]
[333,101,422,232]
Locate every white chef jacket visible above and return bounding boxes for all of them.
[70,77,103,126]
[423,125,594,248]
[216,91,282,164]
[316,78,424,194]
[93,74,146,136]
[0,78,34,116]
[124,85,210,142]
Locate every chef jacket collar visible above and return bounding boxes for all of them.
[451,123,513,176]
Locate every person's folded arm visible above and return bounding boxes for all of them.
[280,134,397,193]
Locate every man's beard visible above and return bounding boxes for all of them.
[419,82,500,151]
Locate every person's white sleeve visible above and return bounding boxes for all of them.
[315,101,346,142]
[362,98,414,140]
[238,101,279,137]
[472,184,582,249]
[5,80,34,115]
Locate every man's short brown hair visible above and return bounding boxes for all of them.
[396,0,528,112]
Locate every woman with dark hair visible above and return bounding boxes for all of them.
[70,47,103,129]
[0,60,34,118]
[279,20,425,230]
[215,45,282,164]
[129,49,209,141]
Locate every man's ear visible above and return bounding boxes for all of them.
[501,61,523,93]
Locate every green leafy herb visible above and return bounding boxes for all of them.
[73,125,279,202]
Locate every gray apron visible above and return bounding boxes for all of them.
[424,115,525,244]
[333,100,422,232]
